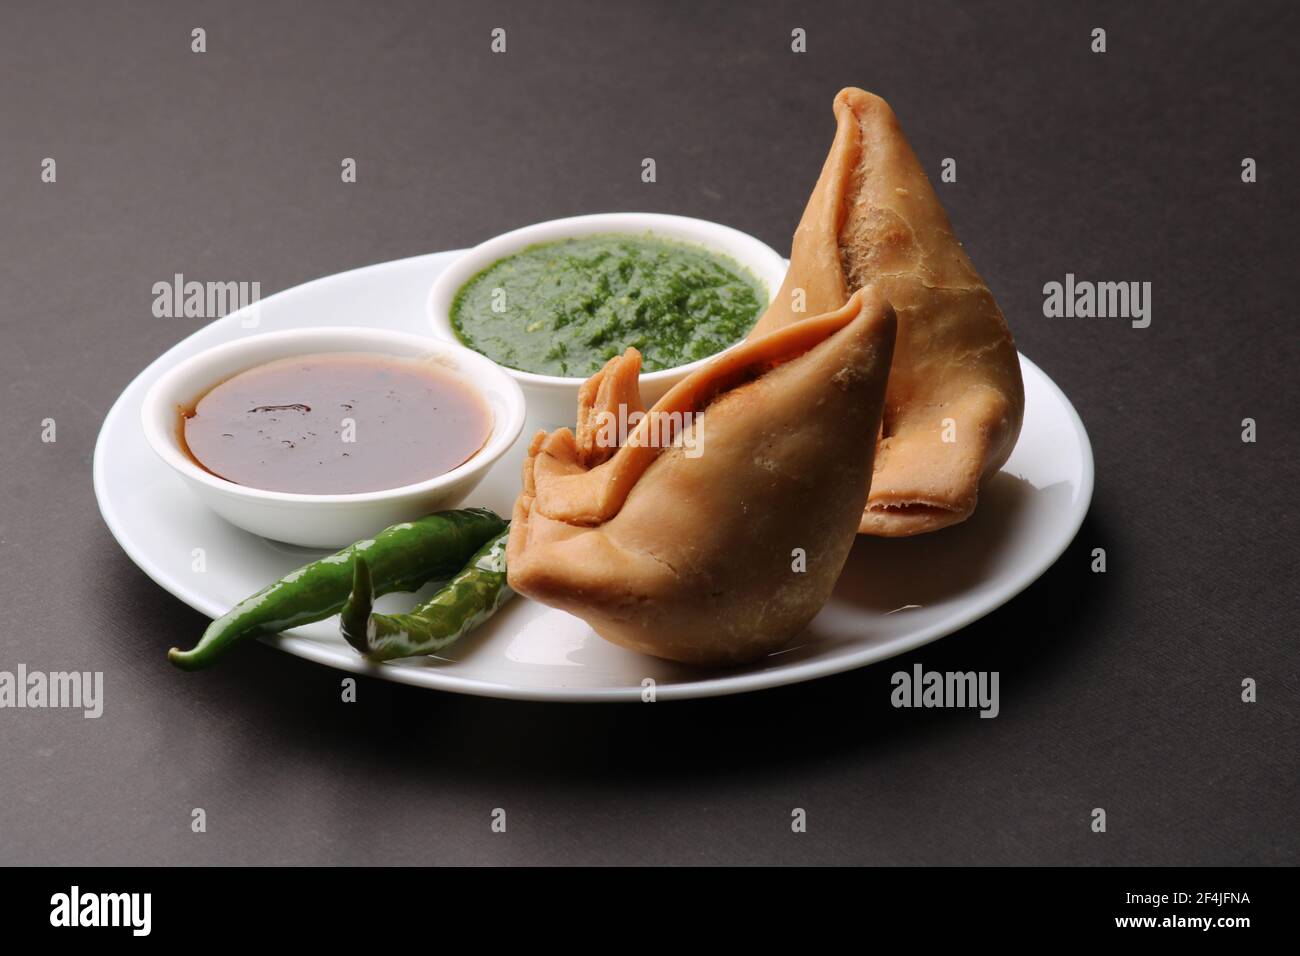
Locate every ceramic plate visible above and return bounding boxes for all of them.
[94,250,1093,701]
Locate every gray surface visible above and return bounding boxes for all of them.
[1,0,1296,865]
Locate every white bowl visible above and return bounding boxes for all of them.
[427,212,788,427]
[140,327,526,548]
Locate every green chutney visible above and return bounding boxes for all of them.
[450,234,767,377]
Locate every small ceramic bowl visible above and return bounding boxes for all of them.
[426,212,788,427]
[140,327,526,548]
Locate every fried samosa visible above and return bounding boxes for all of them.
[752,87,1024,536]
[507,288,897,665]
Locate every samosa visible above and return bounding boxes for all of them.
[752,88,1024,536]
[507,289,897,665]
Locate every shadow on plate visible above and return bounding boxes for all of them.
[673,472,1070,672]
[833,472,1047,612]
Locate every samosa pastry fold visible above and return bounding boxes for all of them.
[508,288,897,666]
[753,87,1025,537]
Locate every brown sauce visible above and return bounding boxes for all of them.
[181,352,491,494]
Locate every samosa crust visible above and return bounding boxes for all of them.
[508,288,897,665]
[753,88,1024,536]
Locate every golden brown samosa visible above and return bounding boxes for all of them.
[752,88,1024,536]
[507,289,897,665]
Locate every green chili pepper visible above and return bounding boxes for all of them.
[340,527,512,661]
[167,508,507,671]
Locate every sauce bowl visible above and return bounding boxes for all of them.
[140,327,526,548]
[426,213,788,428]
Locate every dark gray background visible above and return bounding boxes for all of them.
[1,0,1295,865]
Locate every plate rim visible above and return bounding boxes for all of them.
[93,250,1094,702]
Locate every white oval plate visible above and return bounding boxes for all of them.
[94,250,1093,701]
